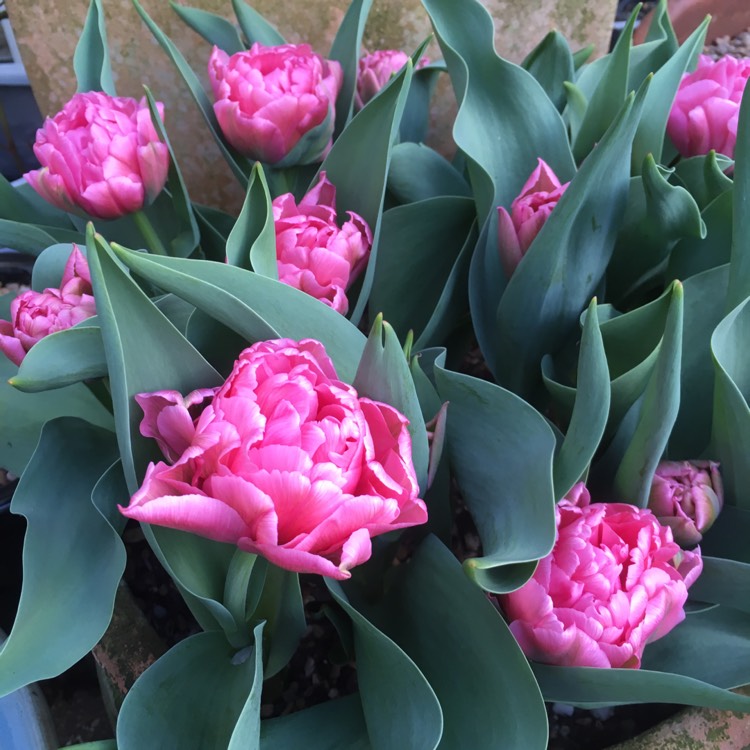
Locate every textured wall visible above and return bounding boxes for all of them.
[6,0,616,210]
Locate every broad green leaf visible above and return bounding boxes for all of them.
[30,242,76,291]
[642,0,678,51]
[109,246,365,382]
[260,695,369,749]
[552,298,610,499]
[353,317,429,493]
[171,3,244,54]
[387,143,471,205]
[73,0,115,95]
[64,742,118,750]
[326,580,442,750]
[671,152,733,210]
[85,229,222,492]
[133,0,253,185]
[328,0,372,136]
[710,297,750,508]
[0,176,75,229]
[399,63,443,144]
[118,628,263,750]
[689,557,750,614]
[186,310,252,375]
[0,220,72,256]
[194,204,235,263]
[231,0,285,46]
[613,282,683,507]
[434,357,557,592]
[227,163,277,276]
[493,85,647,395]
[369,197,475,342]
[320,60,413,325]
[372,536,548,749]
[701,505,750,563]
[0,419,123,696]
[521,31,575,112]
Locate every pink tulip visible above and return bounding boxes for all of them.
[497,158,569,278]
[120,338,427,580]
[667,54,750,160]
[0,246,96,366]
[355,50,429,109]
[208,43,343,165]
[499,483,702,669]
[273,171,372,314]
[648,460,723,547]
[25,92,169,220]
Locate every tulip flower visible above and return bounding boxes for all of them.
[273,171,372,314]
[668,54,750,160]
[121,338,428,580]
[0,246,96,366]
[208,43,343,166]
[499,483,702,669]
[25,92,169,221]
[355,50,429,109]
[497,158,569,278]
[648,460,723,546]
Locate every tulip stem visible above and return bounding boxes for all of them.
[132,210,168,257]
[223,550,267,648]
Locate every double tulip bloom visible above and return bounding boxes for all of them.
[0,246,96,366]
[25,92,169,220]
[273,172,372,314]
[355,49,429,109]
[668,54,750,160]
[209,43,342,165]
[120,338,427,580]
[497,158,569,278]
[500,484,702,669]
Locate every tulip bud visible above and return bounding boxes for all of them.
[25,92,169,220]
[648,460,723,546]
[208,43,343,166]
[497,158,569,278]
[355,50,429,109]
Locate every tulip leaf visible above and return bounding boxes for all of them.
[521,31,575,112]
[434,356,557,592]
[231,0,285,47]
[353,316,429,493]
[701,505,750,564]
[0,176,75,229]
[227,163,277,276]
[186,310,252,375]
[170,3,244,55]
[387,143,471,205]
[74,0,116,95]
[320,60,413,326]
[85,229,223,492]
[613,282,683,507]
[688,557,750,614]
[552,298,610,499]
[0,419,123,697]
[371,536,548,749]
[710,297,750,508]
[194,204,235,262]
[260,695,370,749]
[326,580,443,750]
[29,242,76,291]
[109,246,365,382]
[0,220,69,256]
[671,152,733,211]
[133,0,253,186]
[493,84,647,395]
[370,196,475,342]
[400,62,443,144]
[118,627,264,750]
[328,0,373,137]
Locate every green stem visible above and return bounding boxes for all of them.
[223,549,267,648]
[132,210,168,256]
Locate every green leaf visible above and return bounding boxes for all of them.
[387,143,471,205]
[73,0,115,95]
[227,163,277,276]
[353,317,429,493]
[319,60,413,325]
[117,627,263,750]
[0,220,70,256]
[399,62,443,144]
[133,0,253,185]
[710,297,750,508]
[434,357,557,592]
[0,176,75,229]
[369,197,475,342]
[171,2,244,54]
[372,536,549,749]
[231,0,285,46]
[30,242,75,291]
[552,298,610,499]
[328,0,373,136]
[671,151,733,210]
[688,557,750,613]
[85,229,223,492]
[109,245,365,382]
[326,580,442,750]
[521,31,575,112]
[0,419,123,696]
[701,505,750,563]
